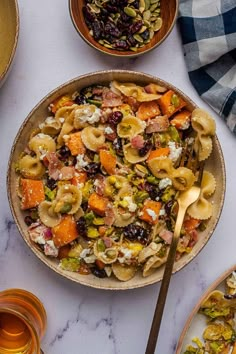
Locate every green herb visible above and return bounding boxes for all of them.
[60,203,72,214]
[44,186,56,201]
[97,239,106,252]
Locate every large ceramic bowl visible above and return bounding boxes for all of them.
[0,0,19,86]
[7,70,225,290]
[69,0,178,58]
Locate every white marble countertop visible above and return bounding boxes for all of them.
[1,1,236,353]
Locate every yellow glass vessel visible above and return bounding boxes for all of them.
[0,289,47,354]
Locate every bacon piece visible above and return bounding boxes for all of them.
[159,229,173,244]
[94,175,106,196]
[102,236,113,248]
[28,223,48,244]
[131,135,145,149]
[59,166,75,180]
[146,116,169,133]
[102,89,123,107]
[104,204,115,226]
[124,96,140,112]
[188,229,198,248]
[47,152,62,180]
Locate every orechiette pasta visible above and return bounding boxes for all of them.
[16,81,217,282]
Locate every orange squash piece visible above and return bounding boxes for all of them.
[66,132,86,156]
[232,343,236,354]
[137,101,161,120]
[52,215,78,248]
[183,218,200,233]
[139,200,162,225]
[20,179,45,210]
[158,90,187,118]
[50,95,74,114]
[170,110,191,130]
[88,193,109,216]
[71,172,87,186]
[99,150,116,175]
[147,147,170,162]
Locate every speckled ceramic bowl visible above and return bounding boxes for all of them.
[7,70,226,290]
[176,264,236,354]
[69,0,178,58]
[0,0,19,86]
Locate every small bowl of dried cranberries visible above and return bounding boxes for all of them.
[69,0,179,57]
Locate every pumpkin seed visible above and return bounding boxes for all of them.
[124,6,137,17]
[88,3,100,13]
[104,43,113,49]
[150,16,158,22]
[133,34,144,43]
[150,3,158,11]
[98,39,104,45]
[144,19,151,27]
[130,47,138,52]
[145,0,151,10]
[154,8,161,15]
[144,38,151,44]
[171,94,180,108]
[149,29,154,39]
[153,17,162,31]
[143,10,151,21]
[138,25,147,33]
[139,0,145,13]
[150,0,158,3]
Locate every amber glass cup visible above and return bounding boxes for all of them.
[0,289,47,354]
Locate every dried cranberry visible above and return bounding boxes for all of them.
[82,6,95,24]
[81,202,88,212]
[120,11,130,23]
[123,224,149,245]
[58,146,71,161]
[132,0,139,8]
[114,40,129,50]
[141,29,150,41]
[74,94,86,105]
[100,8,109,21]
[104,22,121,38]
[105,5,118,13]
[76,217,87,238]
[130,20,143,34]
[165,199,174,216]
[84,162,100,177]
[145,183,161,200]
[113,137,124,156]
[91,20,104,40]
[24,216,34,226]
[105,131,117,142]
[46,177,57,190]
[139,141,152,157]
[107,111,123,126]
[91,267,107,278]
[127,34,137,47]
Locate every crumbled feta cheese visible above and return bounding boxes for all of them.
[168,141,182,162]
[187,137,194,145]
[80,248,91,259]
[44,240,58,257]
[159,178,172,190]
[146,209,157,221]
[38,146,47,160]
[45,116,55,124]
[75,105,101,124]
[75,154,88,170]
[159,208,166,216]
[34,235,46,245]
[94,179,100,187]
[84,255,96,264]
[118,247,133,263]
[155,196,160,201]
[104,126,114,134]
[59,117,65,123]
[123,196,137,212]
[63,134,70,142]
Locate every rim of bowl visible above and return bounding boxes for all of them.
[175,264,236,353]
[68,0,179,58]
[0,0,20,83]
[7,70,226,290]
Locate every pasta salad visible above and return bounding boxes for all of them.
[184,272,236,354]
[16,80,216,281]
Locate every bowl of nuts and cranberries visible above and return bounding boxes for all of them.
[69,0,179,57]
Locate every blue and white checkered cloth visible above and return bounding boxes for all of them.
[178,0,236,135]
